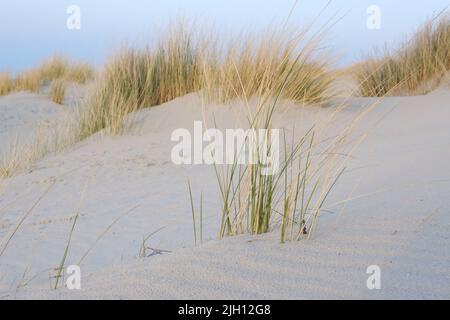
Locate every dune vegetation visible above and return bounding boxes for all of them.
[357,14,450,97]
[0,120,77,179]
[50,79,67,105]
[78,26,205,139]
[203,29,336,105]
[78,23,336,140]
[4,15,445,243]
[209,93,350,242]
[0,57,94,97]
[0,57,90,178]
[1,21,347,244]
[0,73,12,95]
[31,56,95,86]
[13,70,42,93]
[40,57,94,84]
[184,24,349,242]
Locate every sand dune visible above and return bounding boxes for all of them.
[0,86,449,299]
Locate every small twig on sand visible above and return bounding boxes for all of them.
[140,247,171,258]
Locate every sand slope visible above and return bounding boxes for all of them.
[0,88,449,299]
[0,84,86,155]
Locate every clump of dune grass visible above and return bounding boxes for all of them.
[0,137,26,179]
[78,25,205,139]
[38,57,69,83]
[204,28,336,105]
[199,25,352,241]
[357,14,450,96]
[211,98,349,242]
[0,73,12,96]
[65,62,94,84]
[14,70,41,93]
[7,57,94,96]
[50,79,67,104]
[38,57,94,85]
[79,82,138,138]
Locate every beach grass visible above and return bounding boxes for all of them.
[78,22,337,140]
[50,79,67,104]
[38,57,94,85]
[64,62,94,84]
[38,57,70,83]
[201,25,348,241]
[0,73,12,96]
[211,99,349,242]
[357,14,450,96]
[14,70,41,93]
[203,28,336,105]
[0,118,77,179]
[1,57,94,96]
[77,24,205,139]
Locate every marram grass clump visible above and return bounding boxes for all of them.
[38,57,69,83]
[50,79,67,104]
[203,29,336,105]
[0,73,12,96]
[14,70,41,93]
[2,57,94,96]
[211,87,347,243]
[38,57,94,85]
[357,15,450,96]
[201,25,347,242]
[78,27,205,139]
[64,62,94,84]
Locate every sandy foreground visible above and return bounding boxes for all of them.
[0,86,449,299]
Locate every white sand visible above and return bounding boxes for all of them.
[0,87,449,299]
[0,84,86,155]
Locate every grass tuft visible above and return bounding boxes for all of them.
[213,111,348,242]
[204,28,336,105]
[203,24,347,241]
[78,24,204,139]
[3,57,94,96]
[357,14,450,96]
[0,73,12,96]
[65,62,94,84]
[38,57,94,85]
[38,57,69,83]
[14,70,41,93]
[50,79,67,104]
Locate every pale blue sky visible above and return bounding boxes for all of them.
[0,0,448,72]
